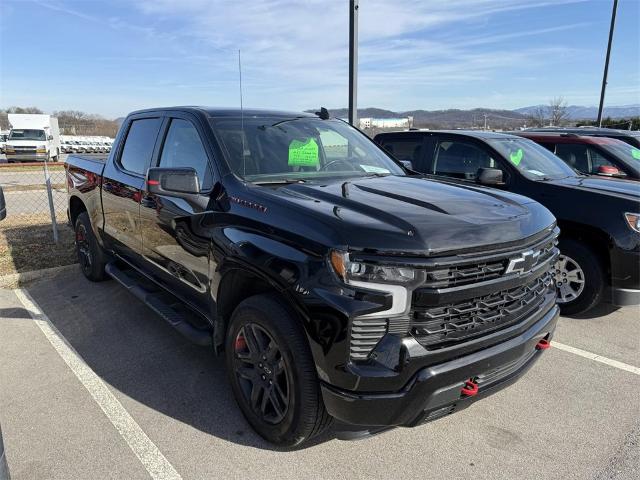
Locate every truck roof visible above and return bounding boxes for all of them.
[376,129,521,140]
[514,132,625,145]
[127,106,317,119]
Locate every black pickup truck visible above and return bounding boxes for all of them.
[66,107,559,446]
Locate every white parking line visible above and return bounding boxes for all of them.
[14,289,182,480]
[553,341,640,376]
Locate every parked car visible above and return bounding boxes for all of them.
[0,422,8,480]
[524,127,640,148]
[0,186,5,221]
[0,196,9,479]
[513,132,640,180]
[375,130,640,315]
[0,133,8,154]
[66,107,560,446]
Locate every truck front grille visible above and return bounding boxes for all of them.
[350,318,388,360]
[411,272,553,350]
[422,238,556,289]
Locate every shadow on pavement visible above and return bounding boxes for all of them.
[566,302,620,320]
[24,269,335,451]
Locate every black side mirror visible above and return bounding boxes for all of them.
[477,167,504,186]
[48,135,53,140]
[0,186,6,221]
[147,167,199,196]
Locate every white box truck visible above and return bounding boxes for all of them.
[5,114,61,162]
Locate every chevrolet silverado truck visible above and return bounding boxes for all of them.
[66,107,559,446]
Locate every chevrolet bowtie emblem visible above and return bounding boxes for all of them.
[505,249,541,275]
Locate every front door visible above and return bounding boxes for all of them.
[140,115,215,313]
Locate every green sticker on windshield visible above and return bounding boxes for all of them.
[510,148,523,166]
[288,138,319,167]
[631,147,640,160]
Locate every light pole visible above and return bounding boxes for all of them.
[597,0,618,128]
[348,0,359,127]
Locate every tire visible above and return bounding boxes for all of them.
[74,211,108,281]
[555,238,605,316]
[225,294,332,446]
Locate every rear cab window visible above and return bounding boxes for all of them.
[119,117,163,175]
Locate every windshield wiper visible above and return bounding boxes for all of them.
[252,178,308,185]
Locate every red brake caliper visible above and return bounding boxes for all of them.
[234,334,247,352]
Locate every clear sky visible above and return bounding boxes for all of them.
[1,0,638,119]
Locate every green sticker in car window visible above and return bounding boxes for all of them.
[509,148,523,166]
[631,147,640,160]
[288,138,319,167]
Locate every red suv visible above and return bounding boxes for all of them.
[513,132,640,180]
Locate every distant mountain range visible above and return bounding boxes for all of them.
[307,104,639,129]
[514,104,640,120]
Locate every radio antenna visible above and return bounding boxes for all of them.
[238,49,247,184]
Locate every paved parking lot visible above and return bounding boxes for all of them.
[0,268,638,480]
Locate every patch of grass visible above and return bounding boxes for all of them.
[0,165,65,172]
[0,214,77,277]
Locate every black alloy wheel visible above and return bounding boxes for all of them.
[233,323,290,425]
[75,222,93,276]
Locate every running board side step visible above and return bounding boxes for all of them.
[105,262,212,346]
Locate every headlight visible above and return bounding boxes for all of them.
[330,250,423,318]
[624,213,640,233]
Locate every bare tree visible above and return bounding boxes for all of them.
[548,96,569,126]
[527,106,548,127]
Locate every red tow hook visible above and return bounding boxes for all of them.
[536,338,551,350]
[461,379,479,397]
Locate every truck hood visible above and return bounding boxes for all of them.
[544,175,640,202]
[253,175,555,255]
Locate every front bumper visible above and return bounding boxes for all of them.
[321,303,559,428]
[5,152,48,162]
[609,247,640,307]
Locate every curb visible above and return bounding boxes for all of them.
[0,263,78,288]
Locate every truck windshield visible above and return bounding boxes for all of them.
[8,129,46,141]
[601,142,640,164]
[210,116,404,183]
[488,137,578,180]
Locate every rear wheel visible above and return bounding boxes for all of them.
[74,211,108,281]
[225,294,332,446]
[555,238,604,316]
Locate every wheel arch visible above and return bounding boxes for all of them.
[68,195,87,227]
[557,220,612,278]
[214,265,295,351]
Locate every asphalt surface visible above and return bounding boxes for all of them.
[0,268,638,480]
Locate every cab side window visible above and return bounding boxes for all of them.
[119,118,163,175]
[554,144,589,173]
[159,119,211,190]
[433,140,497,180]
[378,137,425,170]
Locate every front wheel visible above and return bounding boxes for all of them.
[225,294,332,446]
[555,238,605,316]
